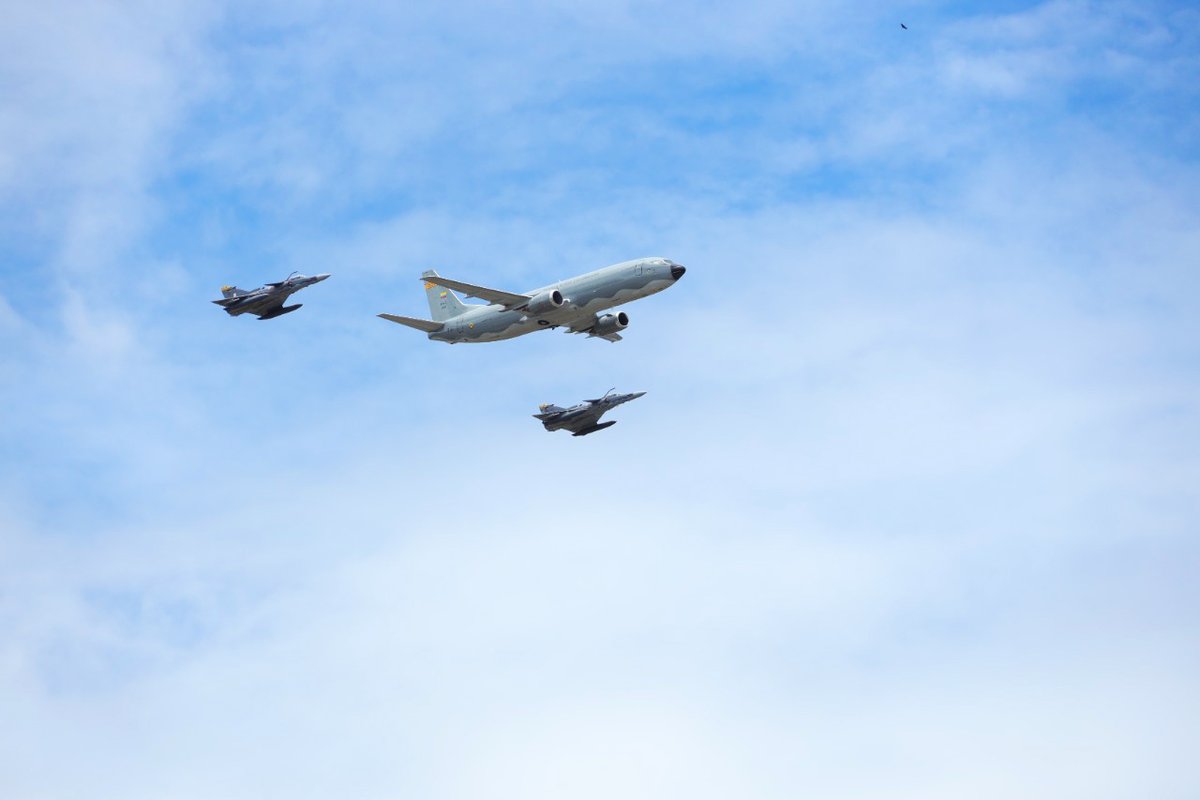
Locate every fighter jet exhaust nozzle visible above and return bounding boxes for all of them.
[671,264,686,280]
[525,289,566,315]
[592,311,629,338]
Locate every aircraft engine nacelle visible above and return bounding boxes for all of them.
[525,289,565,316]
[593,311,629,337]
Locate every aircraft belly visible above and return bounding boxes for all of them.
[457,310,538,342]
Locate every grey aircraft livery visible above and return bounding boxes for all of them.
[213,272,331,320]
[534,389,646,436]
[377,257,685,343]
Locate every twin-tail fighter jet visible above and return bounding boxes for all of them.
[533,389,646,436]
[213,272,330,320]
[377,257,685,343]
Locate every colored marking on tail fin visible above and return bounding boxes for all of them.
[421,269,470,321]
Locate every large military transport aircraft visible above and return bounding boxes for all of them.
[534,389,646,436]
[213,272,330,320]
[377,257,685,343]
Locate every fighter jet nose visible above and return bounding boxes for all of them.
[670,265,686,280]
[315,273,331,282]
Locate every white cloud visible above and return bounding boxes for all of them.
[0,1,216,244]
[3,476,1197,798]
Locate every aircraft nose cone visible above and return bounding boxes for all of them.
[314,273,331,282]
[670,265,686,280]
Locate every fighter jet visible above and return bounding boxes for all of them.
[533,389,646,436]
[378,257,685,343]
[213,272,330,319]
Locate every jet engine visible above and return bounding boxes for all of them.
[525,289,565,315]
[592,311,629,337]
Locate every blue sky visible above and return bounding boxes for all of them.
[2,1,1199,797]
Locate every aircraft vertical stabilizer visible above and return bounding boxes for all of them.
[421,269,470,321]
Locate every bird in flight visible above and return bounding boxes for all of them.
[901,23,908,30]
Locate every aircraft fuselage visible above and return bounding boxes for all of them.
[431,258,682,343]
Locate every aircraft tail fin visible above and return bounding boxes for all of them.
[421,269,470,321]
[532,403,566,421]
[220,285,249,299]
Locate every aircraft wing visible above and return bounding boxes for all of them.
[246,293,287,316]
[266,285,298,303]
[559,407,605,434]
[421,276,529,308]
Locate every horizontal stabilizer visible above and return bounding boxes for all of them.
[378,313,444,333]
